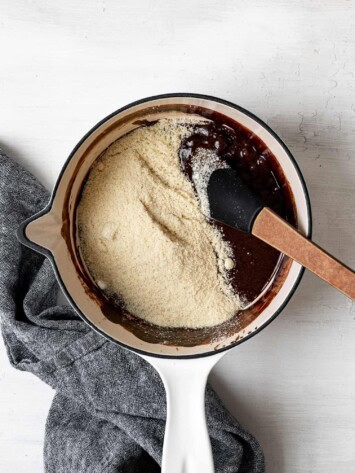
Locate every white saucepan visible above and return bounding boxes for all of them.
[18,94,311,473]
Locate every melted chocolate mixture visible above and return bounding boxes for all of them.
[71,106,296,347]
[179,118,296,303]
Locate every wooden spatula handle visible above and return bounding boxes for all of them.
[252,208,355,301]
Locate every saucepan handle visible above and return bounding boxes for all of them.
[141,353,225,473]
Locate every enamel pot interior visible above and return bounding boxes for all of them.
[18,94,311,358]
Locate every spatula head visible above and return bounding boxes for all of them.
[207,168,263,233]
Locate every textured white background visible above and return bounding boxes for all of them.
[1,1,355,472]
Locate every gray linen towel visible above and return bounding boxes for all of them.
[0,150,265,473]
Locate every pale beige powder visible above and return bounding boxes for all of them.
[77,119,242,328]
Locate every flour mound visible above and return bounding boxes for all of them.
[77,119,241,328]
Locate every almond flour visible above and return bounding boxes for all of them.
[77,118,242,328]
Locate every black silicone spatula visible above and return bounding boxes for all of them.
[207,168,355,300]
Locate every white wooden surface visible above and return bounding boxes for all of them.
[1,1,355,472]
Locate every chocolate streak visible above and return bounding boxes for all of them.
[179,118,296,303]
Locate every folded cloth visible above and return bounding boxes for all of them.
[0,150,265,473]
